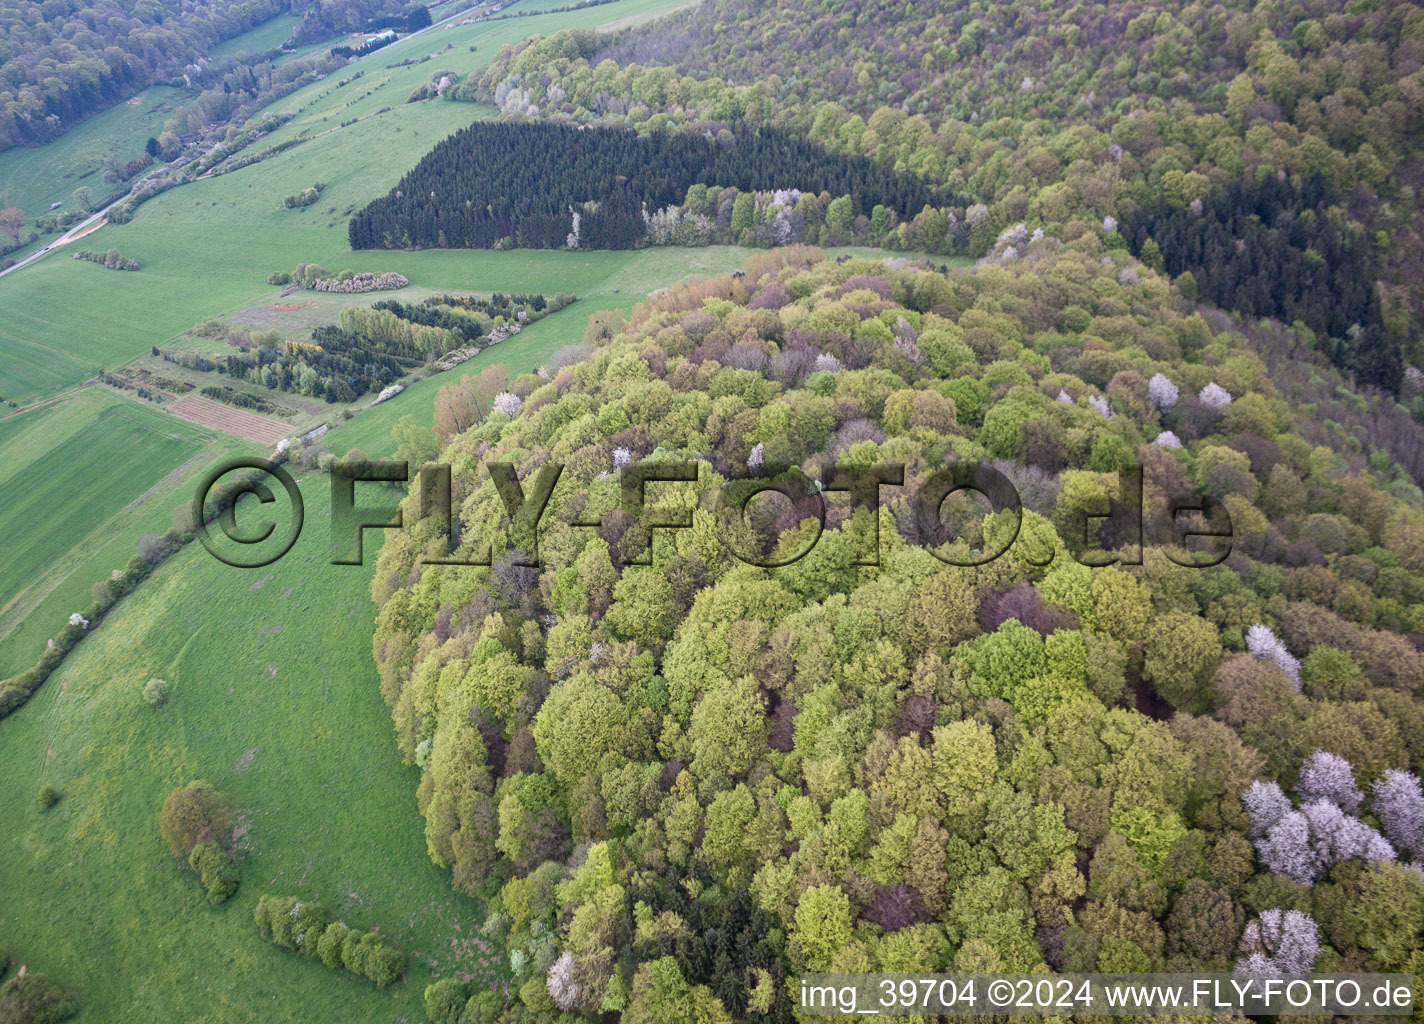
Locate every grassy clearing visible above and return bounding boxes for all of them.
[0,87,179,223]
[0,479,493,1023]
[0,390,241,676]
[210,14,303,59]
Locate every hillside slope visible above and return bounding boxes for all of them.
[373,241,1424,1021]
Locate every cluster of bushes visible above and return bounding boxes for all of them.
[73,249,139,271]
[285,0,411,47]
[423,978,502,1024]
[161,781,241,905]
[282,185,325,210]
[155,344,220,373]
[371,240,1424,1022]
[219,330,405,404]
[366,5,432,32]
[331,31,399,60]
[207,132,306,179]
[208,292,560,406]
[254,896,406,986]
[106,173,185,225]
[193,113,297,176]
[370,292,567,344]
[312,271,409,293]
[99,371,165,403]
[103,152,154,184]
[267,263,405,293]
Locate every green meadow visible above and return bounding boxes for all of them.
[0,86,180,223]
[0,390,243,678]
[0,478,495,1023]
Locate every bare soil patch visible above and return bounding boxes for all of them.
[168,394,290,446]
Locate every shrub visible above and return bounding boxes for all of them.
[142,677,168,709]
[425,978,468,1024]
[0,972,79,1024]
[316,922,350,969]
[282,184,324,209]
[159,781,231,857]
[188,841,241,904]
[36,786,60,810]
[73,248,139,270]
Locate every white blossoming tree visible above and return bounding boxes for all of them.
[492,391,523,417]
[1372,770,1424,860]
[1199,382,1233,409]
[1148,372,1178,410]
[1245,623,1300,688]
[1236,909,1321,976]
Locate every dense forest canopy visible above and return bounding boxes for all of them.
[456,0,1424,385]
[0,0,411,152]
[372,241,1424,1023]
[348,122,953,250]
[0,0,286,150]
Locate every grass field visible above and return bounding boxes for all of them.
[0,478,496,1023]
[0,390,243,677]
[0,87,180,225]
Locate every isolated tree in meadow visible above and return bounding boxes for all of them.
[0,206,24,247]
[159,781,231,857]
[145,136,161,158]
[142,677,168,709]
[71,186,91,212]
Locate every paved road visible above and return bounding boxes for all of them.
[0,204,112,280]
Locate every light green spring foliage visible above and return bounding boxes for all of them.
[371,244,1424,1020]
